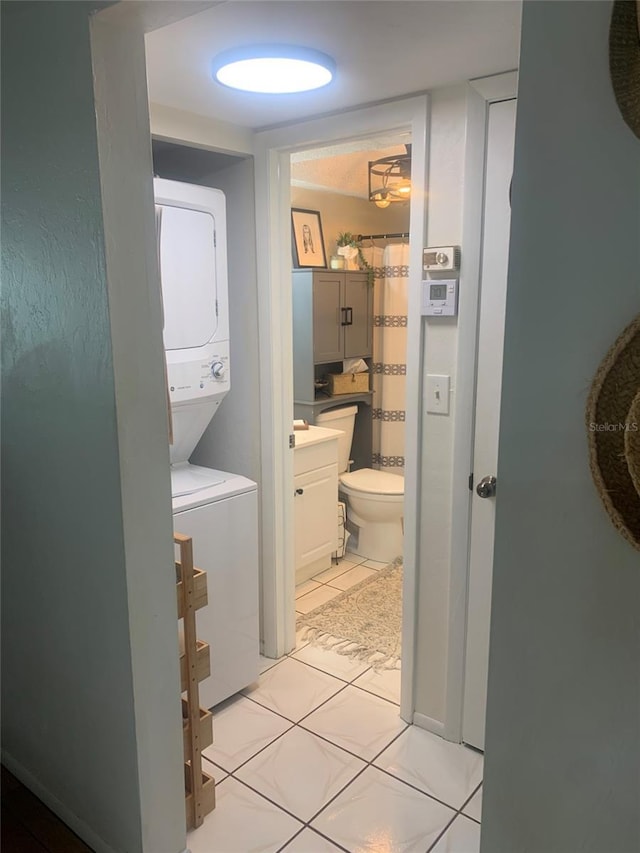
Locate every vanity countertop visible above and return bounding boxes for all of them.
[293,425,342,449]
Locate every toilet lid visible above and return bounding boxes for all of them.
[340,468,404,495]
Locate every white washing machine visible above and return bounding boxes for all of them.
[155,178,259,707]
[172,467,258,709]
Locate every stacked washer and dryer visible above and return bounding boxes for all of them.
[155,178,259,710]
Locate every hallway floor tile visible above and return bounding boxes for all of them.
[189,562,482,852]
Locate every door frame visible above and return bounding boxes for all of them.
[254,95,429,723]
[444,72,518,742]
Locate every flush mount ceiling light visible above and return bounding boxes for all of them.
[212,45,336,94]
[369,144,412,208]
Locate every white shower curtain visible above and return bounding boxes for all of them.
[364,242,409,475]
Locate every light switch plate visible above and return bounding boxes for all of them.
[426,374,450,415]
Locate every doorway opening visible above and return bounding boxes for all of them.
[288,134,412,708]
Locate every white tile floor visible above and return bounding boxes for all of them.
[188,554,483,853]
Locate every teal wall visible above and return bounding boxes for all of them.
[482,2,640,851]
[1,3,144,850]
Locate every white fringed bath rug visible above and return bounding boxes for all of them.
[296,558,402,670]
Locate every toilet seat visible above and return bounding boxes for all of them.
[339,467,404,496]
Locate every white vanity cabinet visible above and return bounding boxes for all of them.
[293,427,341,583]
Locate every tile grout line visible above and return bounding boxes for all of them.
[206,554,480,851]
[373,764,463,815]
[273,826,307,853]
[290,629,403,706]
[206,706,480,853]
[294,554,378,601]
[274,823,352,853]
[423,780,484,852]
[201,755,228,783]
[287,652,368,685]
[424,810,460,853]
[230,704,479,850]
[300,721,412,831]
[255,654,402,709]
[210,752,478,853]
[228,773,307,830]
[303,762,371,833]
[456,780,482,825]
[211,687,411,847]
[226,681,410,780]
[295,563,383,601]
[349,678,402,707]
[239,720,411,835]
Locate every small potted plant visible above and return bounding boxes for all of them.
[335,232,374,285]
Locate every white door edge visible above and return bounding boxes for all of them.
[463,98,516,750]
[443,72,519,744]
[254,95,429,724]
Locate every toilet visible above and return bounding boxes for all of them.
[316,406,404,563]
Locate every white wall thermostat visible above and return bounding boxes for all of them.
[422,279,458,317]
[423,245,460,272]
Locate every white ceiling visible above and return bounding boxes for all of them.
[145,1,521,130]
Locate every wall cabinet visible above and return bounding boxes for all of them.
[307,271,373,362]
[293,270,373,366]
[292,269,374,472]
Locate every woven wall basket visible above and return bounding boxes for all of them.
[609,0,640,140]
[586,315,640,550]
[625,389,640,497]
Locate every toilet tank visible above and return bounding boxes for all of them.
[316,405,358,474]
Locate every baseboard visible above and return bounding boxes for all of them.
[412,712,447,738]
[2,749,119,853]
[296,554,332,584]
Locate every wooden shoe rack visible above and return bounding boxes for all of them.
[175,532,216,830]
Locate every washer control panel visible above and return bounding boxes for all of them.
[167,340,230,403]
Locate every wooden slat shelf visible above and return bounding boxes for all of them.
[176,564,208,619]
[182,699,213,758]
[175,532,215,831]
[184,763,216,830]
[179,639,210,693]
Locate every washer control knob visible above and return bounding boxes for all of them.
[211,361,225,379]
[436,251,449,266]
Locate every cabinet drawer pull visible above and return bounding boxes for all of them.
[295,488,304,495]
[345,307,353,325]
[340,307,348,326]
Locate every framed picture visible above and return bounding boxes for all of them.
[291,208,327,269]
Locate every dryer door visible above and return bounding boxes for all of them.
[158,203,219,350]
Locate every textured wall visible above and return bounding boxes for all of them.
[1,4,185,852]
[482,2,640,851]
[0,3,143,851]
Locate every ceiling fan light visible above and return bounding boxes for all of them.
[368,144,412,205]
[370,191,391,209]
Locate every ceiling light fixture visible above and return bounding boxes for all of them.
[369,145,412,207]
[212,45,336,94]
